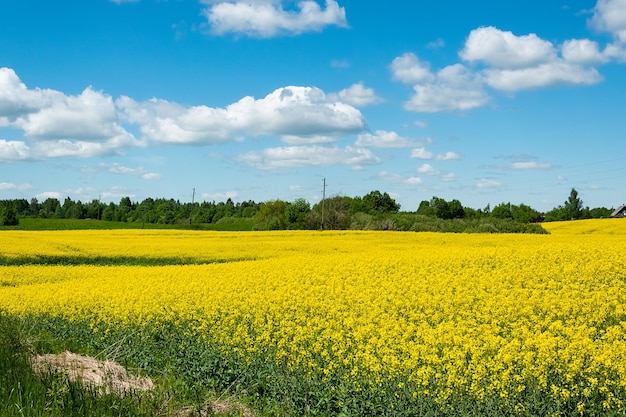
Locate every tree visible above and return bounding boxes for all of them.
[254,200,287,230]
[362,190,400,215]
[564,188,583,220]
[0,203,19,226]
[491,203,513,219]
[511,203,540,223]
[39,198,61,218]
[430,197,451,219]
[448,199,464,219]
[285,198,310,229]
[416,200,434,216]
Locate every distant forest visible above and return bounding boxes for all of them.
[0,188,616,232]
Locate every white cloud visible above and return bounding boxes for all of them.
[562,39,607,64]
[36,191,62,200]
[589,0,626,43]
[0,69,129,141]
[101,186,134,200]
[476,178,502,189]
[334,83,383,107]
[355,130,413,148]
[103,163,161,180]
[458,27,603,92]
[436,151,461,161]
[235,145,380,169]
[390,53,435,84]
[0,182,31,191]
[2,68,365,158]
[604,42,626,61]
[427,38,446,50]
[202,190,239,200]
[511,161,552,170]
[31,140,112,158]
[483,61,602,92]
[0,68,144,158]
[281,134,336,145]
[118,86,364,144]
[404,64,490,112]
[17,87,127,141]
[441,172,457,182]
[395,24,609,110]
[414,120,428,128]
[377,171,422,185]
[203,0,348,38]
[417,163,438,174]
[141,172,161,180]
[330,59,350,69]
[0,68,55,120]
[460,26,557,69]
[410,147,433,159]
[0,139,30,160]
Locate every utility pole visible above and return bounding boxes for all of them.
[321,178,326,230]
[97,195,101,221]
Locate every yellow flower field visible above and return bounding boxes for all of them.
[1,219,626,414]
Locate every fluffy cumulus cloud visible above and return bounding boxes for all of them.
[436,151,461,161]
[332,82,383,107]
[0,139,30,160]
[460,27,603,92]
[118,86,364,144]
[102,163,161,180]
[390,53,435,84]
[235,145,380,169]
[0,68,143,158]
[460,26,557,69]
[391,54,489,112]
[202,0,348,37]
[0,181,31,191]
[561,39,607,64]
[589,0,626,61]
[410,147,433,160]
[355,130,413,148]
[377,171,422,185]
[476,178,502,189]
[417,163,438,174]
[392,19,614,111]
[0,67,367,162]
[590,0,626,42]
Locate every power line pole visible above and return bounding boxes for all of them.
[321,178,326,230]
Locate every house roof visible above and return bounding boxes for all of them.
[611,204,626,217]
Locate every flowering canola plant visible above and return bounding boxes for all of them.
[1,219,626,414]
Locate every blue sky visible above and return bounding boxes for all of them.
[1,0,626,212]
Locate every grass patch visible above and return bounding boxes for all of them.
[0,255,254,267]
[3,217,256,231]
[0,312,260,416]
[0,312,159,417]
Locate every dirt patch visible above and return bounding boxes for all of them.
[31,351,154,396]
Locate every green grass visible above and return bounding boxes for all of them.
[0,254,255,267]
[6,312,613,417]
[0,313,159,417]
[1,217,256,231]
[0,312,259,417]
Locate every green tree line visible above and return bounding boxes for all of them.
[0,188,616,230]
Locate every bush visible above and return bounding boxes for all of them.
[0,205,19,226]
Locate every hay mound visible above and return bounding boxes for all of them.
[32,351,154,396]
